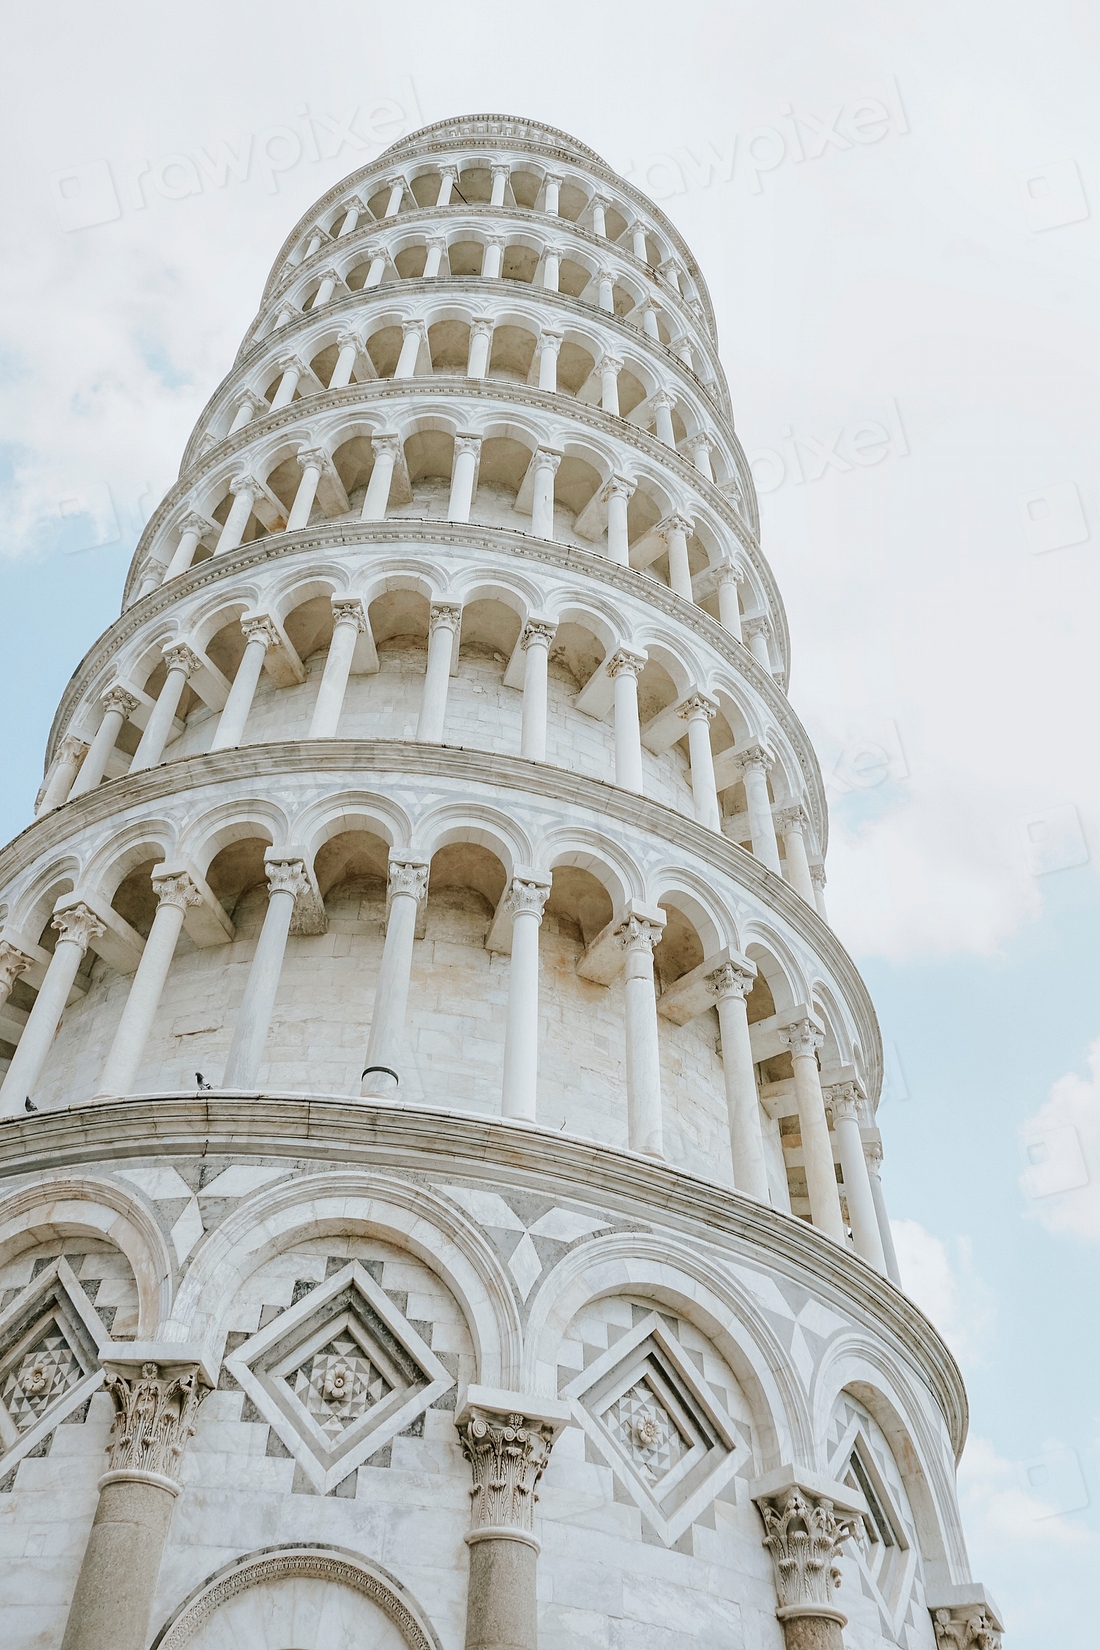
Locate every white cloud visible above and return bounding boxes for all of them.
[890,1218,995,1367]
[1019,1037,1100,1243]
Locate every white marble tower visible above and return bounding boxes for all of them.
[0,115,1000,1650]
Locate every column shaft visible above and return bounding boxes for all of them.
[866,1145,902,1284]
[832,1103,888,1271]
[741,758,782,873]
[717,571,743,639]
[362,443,398,520]
[94,885,193,1098]
[361,867,427,1097]
[449,439,480,522]
[530,456,559,540]
[130,657,192,773]
[711,978,770,1200]
[222,866,303,1088]
[665,521,693,600]
[210,628,270,751]
[0,909,103,1114]
[287,460,322,530]
[467,321,493,378]
[58,1477,178,1650]
[215,484,255,554]
[39,738,88,812]
[418,610,459,742]
[520,629,553,761]
[782,1024,845,1242]
[620,919,663,1156]
[163,524,201,580]
[606,486,631,565]
[308,611,362,738]
[682,703,720,830]
[501,884,549,1121]
[611,657,644,793]
[780,815,816,904]
[329,338,359,389]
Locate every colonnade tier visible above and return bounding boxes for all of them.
[181,274,742,498]
[48,533,821,881]
[0,743,882,1262]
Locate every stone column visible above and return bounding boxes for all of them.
[456,1400,561,1650]
[930,1601,1003,1649]
[270,355,302,409]
[395,320,426,379]
[0,905,105,1115]
[210,617,275,751]
[631,221,649,260]
[603,475,635,565]
[824,1083,888,1272]
[590,194,609,237]
[608,650,645,793]
[520,622,556,761]
[705,961,770,1201]
[716,563,744,640]
[754,1483,861,1650]
[361,434,402,520]
[598,354,622,415]
[304,229,324,257]
[653,390,677,446]
[384,177,405,216]
[329,329,362,389]
[228,390,265,435]
[536,330,562,392]
[679,694,720,830]
[362,246,388,288]
[436,165,458,206]
[809,861,829,922]
[38,735,90,813]
[309,268,339,308]
[467,317,494,378]
[501,879,551,1122]
[779,1019,846,1243]
[418,604,461,743]
[448,434,482,522]
[640,301,661,339]
[215,474,259,554]
[424,236,447,278]
[864,1140,902,1285]
[163,510,210,580]
[662,514,694,600]
[130,645,200,773]
[490,164,510,206]
[541,244,562,292]
[338,198,362,236]
[739,748,782,873]
[0,941,33,1013]
[597,268,616,312]
[542,173,562,214]
[286,447,326,530]
[690,434,714,478]
[94,874,200,1099]
[617,911,665,1157]
[482,236,506,279]
[743,615,772,670]
[530,449,561,540]
[59,1359,210,1650]
[309,598,366,738]
[361,859,429,1099]
[222,857,307,1089]
[776,807,816,904]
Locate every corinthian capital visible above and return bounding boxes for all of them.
[429,602,462,635]
[240,615,279,650]
[932,1606,1003,1650]
[779,1017,824,1061]
[0,941,34,994]
[104,1361,210,1485]
[101,684,140,719]
[51,904,106,954]
[521,620,557,650]
[151,872,202,913]
[457,1409,555,1534]
[755,1486,860,1615]
[505,878,551,921]
[607,648,646,680]
[162,642,203,678]
[265,857,309,900]
[331,597,366,633]
[615,912,663,953]
[678,692,718,724]
[388,859,430,903]
[705,960,756,1001]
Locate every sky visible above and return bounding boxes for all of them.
[3,4,1100,1641]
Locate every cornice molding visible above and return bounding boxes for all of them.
[0,1094,966,1458]
[5,738,860,1085]
[69,522,814,841]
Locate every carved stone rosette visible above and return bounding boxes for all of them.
[457,1409,554,1534]
[104,1362,209,1485]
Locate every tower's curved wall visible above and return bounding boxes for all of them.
[0,114,999,1650]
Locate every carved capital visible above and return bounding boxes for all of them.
[453,433,482,458]
[388,860,430,903]
[229,471,260,500]
[179,508,214,537]
[602,473,636,504]
[485,234,507,249]
[457,1409,555,1533]
[932,1607,1003,1650]
[371,432,403,460]
[521,621,556,650]
[57,734,89,766]
[162,642,202,679]
[690,432,715,455]
[615,913,663,954]
[331,597,366,633]
[678,692,717,724]
[533,448,562,476]
[662,512,694,539]
[151,872,202,914]
[104,1361,209,1483]
[265,857,309,901]
[863,1139,884,1174]
[470,316,495,339]
[101,685,140,719]
[705,961,755,1002]
[775,805,808,834]
[429,602,462,635]
[537,329,563,355]
[652,389,677,410]
[400,318,426,340]
[756,1487,859,1614]
[296,445,329,475]
[715,559,744,588]
[738,744,773,775]
[336,326,365,352]
[0,942,34,994]
[274,352,303,375]
[241,615,278,650]
[822,1082,862,1126]
[810,862,827,890]
[607,648,646,680]
[506,879,551,921]
[598,266,618,286]
[779,1017,824,1061]
[743,615,771,641]
[51,903,106,955]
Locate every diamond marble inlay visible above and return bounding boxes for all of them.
[290,1334,394,1441]
[607,1379,688,1485]
[2,1327,82,1433]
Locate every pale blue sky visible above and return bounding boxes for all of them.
[3,5,1100,1641]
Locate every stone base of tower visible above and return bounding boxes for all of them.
[0,1095,971,1650]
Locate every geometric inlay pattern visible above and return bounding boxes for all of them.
[227,1261,454,1495]
[563,1309,750,1546]
[827,1393,923,1645]
[0,1258,108,1477]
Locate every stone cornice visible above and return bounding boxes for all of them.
[148,367,767,637]
[7,739,858,1082]
[0,1095,966,1458]
[73,522,813,842]
[184,276,741,510]
[261,114,719,338]
[248,204,728,416]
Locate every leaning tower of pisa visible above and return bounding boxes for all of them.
[0,115,1001,1650]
